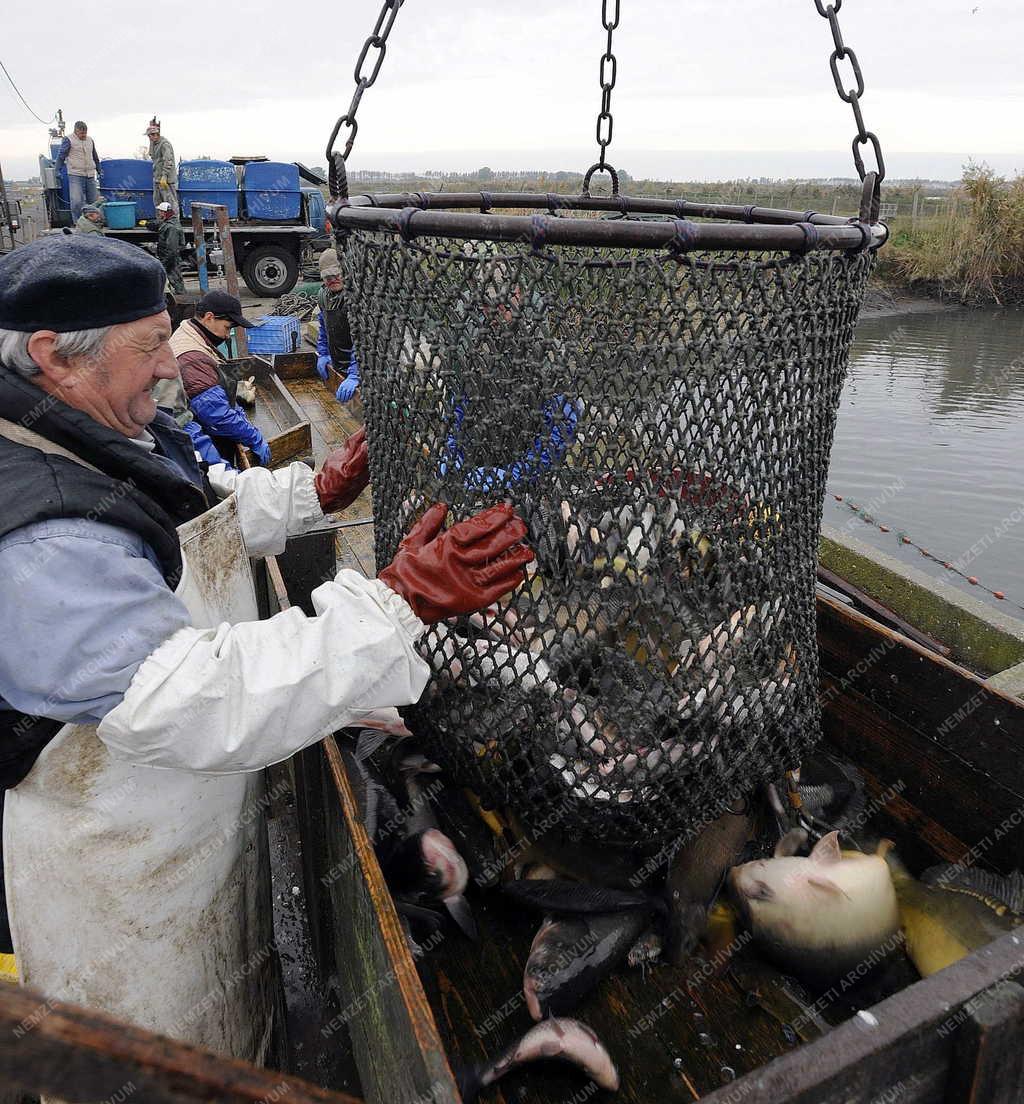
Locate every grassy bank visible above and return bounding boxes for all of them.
[875,165,1024,305]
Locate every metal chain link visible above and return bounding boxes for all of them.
[814,0,885,191]
[595,0,619,167]
[583,0,621,195]
[326,0,405,193]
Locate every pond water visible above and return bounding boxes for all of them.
[823,307,1024,617]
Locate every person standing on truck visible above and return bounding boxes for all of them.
[155,202,185,293]
[146,118,178,212]
[315,248,360,404]
[74,203,106,234]
[54,120,102,221]
[0,232,535,1066]
[171,290,272,465]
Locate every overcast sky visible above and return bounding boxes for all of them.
[1,0,1020,182]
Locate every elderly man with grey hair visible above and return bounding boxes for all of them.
[0,235,532,1062]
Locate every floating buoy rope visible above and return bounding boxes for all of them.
[830,493,1023,613]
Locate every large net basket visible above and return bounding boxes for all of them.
[335,194,878,846]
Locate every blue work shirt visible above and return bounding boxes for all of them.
[0,444,196,726]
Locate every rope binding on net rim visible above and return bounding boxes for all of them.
[327,188,888,256]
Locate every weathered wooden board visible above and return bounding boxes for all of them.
[818,594,1024,874]
[0,984,363,1104]
[818,593,1024,789]
[273,352,320,380]
[700,930,1024,1104]
[817,565,951,658]
[946,981,1024,1104]
[319,738,461,1104]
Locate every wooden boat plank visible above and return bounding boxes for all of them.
[822,678,1023,875]
[818,594,1024,794]
[818,565,951,658]
[334,532,367,576]
[699,929,1024,1104]
[320,738,461,1104]
[0,983,363,1104]
[855,764,972,872]
[945,981,1024,1104]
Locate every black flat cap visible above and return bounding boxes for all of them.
[0,235,167,333]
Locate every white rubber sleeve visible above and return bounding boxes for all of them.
[207,462,325,558]
[97,571,429,773]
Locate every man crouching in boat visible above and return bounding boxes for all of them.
[0,235,533,1062]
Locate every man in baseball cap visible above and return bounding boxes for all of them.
[168,290,267,464]
[154,200,185,293]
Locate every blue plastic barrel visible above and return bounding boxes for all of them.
[99,158,155,219]
[244,162,300,220]
[103,201,137,229]
[100,159,152,190]
[178,160,239,220]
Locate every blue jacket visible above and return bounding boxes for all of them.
[189,387,267,455]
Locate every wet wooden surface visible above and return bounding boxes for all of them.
[418,892,810,1104]
[253,369,375,578]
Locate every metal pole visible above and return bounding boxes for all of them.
[0,160,13,251]
[191,206,208,292]
[215,206,247,356]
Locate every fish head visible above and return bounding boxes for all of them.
[729,831,900,972]
[523,917,589,1021]
[420,829,469,899]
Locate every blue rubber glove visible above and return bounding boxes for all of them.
[253,438,272,466]
[335,354,361,404]
[316,355,332,382]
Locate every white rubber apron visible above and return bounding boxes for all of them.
[3,494,276,1064]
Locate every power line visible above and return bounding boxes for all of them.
[0,58,55,126]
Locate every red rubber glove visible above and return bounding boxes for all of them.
[315,427,369,513]
[379,502,535,624]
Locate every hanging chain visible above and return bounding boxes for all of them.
[326,0,405,197]
[814,0,885,217]
[595,0,619,169]
[583,0,621,195]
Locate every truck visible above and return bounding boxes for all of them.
[39,147,330,297]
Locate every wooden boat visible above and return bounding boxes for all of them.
[4,357,1023,1104]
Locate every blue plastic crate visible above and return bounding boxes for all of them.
[246,315,301,355]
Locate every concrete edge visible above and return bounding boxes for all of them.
[819,524,1024,680]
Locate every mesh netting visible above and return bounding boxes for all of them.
[341,228,872,845]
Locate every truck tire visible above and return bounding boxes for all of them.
[241,244,299,297]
